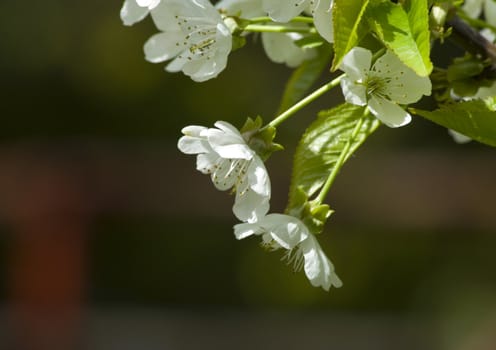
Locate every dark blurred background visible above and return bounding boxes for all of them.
[0,1,495,349]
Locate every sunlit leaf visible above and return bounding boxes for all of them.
[287,103,380,209]
[413,98,496,147]
[367,0,433,76]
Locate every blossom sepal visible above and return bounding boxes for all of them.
[240,116,283,161]
[287,187,333,235]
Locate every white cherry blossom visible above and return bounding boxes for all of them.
[144,0,233,82]
[448,80,496,143]
[216,0,316,67]
[120,0,161,26]
[448,129,472,144]
[178,121,270,223]
[339,47,432,127]
[262,0,334,43]
[234,213,342,291]
[463,0,496,26]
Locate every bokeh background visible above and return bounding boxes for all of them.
[0,1,495,349]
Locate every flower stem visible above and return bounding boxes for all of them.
[267,75,343,129]
[248,16,314,24]
[243,24,316,34]
[314,111,367,205]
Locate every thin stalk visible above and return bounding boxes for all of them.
[314,113,367,205]
[248,16,314,24]
[267,75,343,129]
[243,24,317,34]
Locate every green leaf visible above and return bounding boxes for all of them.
[277,44,332,114]
[367,0,433,76]
[413,98,496,146]
[287,103,380,209]
[331,0,370,71]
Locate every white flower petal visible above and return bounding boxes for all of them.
[137,0,160,8]
[372,51,431,104]
[312,0,334,43]
[178,125,211,154]
[301,234,342,291]
[147,0,232,82]
[262,32,315,67]
[246,158,271,197]
[181,125,207,137]
[234,222,262,240]
[216,0,264,17]
[475,81,496,98]
[177,135,210,154]
[120,0,150,26]
[149,1,181,31]
[259,214,309,249]
[178,120,271,221]
[480,28,496,42]
[340,47,371,82]
[180,35,232,82]
[196,152,219,174]
[233,190,270,223]
[207,124,253,160]
[144,32,184,63]
[263,0,308,22]
[340,77,367,106]
[485,0,496,26]
[166,56,187,73]
[463,0,485,18]
[368,96,412,128]
[212,159,238,191]
[214,120,243,136]
[448,129,472,144]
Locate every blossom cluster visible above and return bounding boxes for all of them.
[120,0,496,291]
[121,0,334,81]
[177,121,342,291]
[121,0,435,128]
